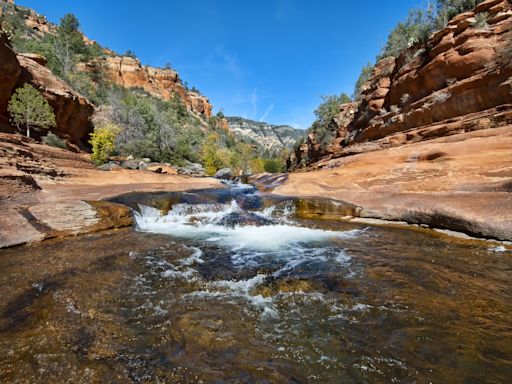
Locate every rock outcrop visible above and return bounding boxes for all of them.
[280,0,512,240]
[2,1,212,123]
[17,54,94,146]
[254,126,512,241]
[0,31,94,146]
[0,31,21,130]
[78,56,213,117]
[0,132,223,248]
[290,0,512,170]
[226,116,304,154]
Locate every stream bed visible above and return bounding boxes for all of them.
[0,184,511,383]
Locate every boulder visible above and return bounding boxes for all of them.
[214,167,233,179]
[178,162,205,176]
[120,160,140,170]
[98,162,123,171]
[146,163,178,174]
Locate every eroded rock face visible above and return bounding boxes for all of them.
[0,33,94,146]
[292,0,512,170]
[0,31,21,130]
[17,54,94,146]
[78,56,213,117]
[273,126,512,240]
[288,101,358,168]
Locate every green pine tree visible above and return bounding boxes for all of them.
[7,84,56,138]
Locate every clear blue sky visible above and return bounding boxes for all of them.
[17,0,421,129]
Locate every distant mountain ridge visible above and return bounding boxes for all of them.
[226,116,304,154]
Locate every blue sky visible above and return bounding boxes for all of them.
[18,0,420,129]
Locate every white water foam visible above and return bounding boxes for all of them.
[184,274,279,319]
[134,201,361,251]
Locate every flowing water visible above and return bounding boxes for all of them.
[0,184,511,383]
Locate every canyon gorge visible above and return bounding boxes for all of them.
[0,0,511,382]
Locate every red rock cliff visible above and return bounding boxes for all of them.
[0,31,20,130]
[0,32,94,146]
[78,56,213,117]
[290,0,512,170]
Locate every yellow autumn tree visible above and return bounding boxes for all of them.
[89,123,120,165]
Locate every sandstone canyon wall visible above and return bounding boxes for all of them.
[0,32,94,146]
[289,0,512,170]
[77,56,213,117]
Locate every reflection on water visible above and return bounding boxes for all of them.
[0,186,511,383]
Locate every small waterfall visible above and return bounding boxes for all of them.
[134,197,361,251]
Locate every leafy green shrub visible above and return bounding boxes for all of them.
[1,3,31,44]
[124,50,137,58]
[89,123,119,165]
[42,132,67,149]
[309,94,351,148]
[472,12,489,29]
[314,94,350,125]
[436,0,484,27]
[5,9,104,79]
[8,84,56,138]
[379,7,436,60]
[263,158,284,173]
[250,158,265,174]
[353,63,374,100]
[65,72,106,105]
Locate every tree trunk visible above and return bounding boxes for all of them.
[26,126,30,138]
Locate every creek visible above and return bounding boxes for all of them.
[0,183,511,383]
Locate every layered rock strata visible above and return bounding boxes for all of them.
[290,0,512,169]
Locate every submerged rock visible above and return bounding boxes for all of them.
[255,277,329,297]
[216,211,275,227]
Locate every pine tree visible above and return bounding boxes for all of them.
[7,84,56,138]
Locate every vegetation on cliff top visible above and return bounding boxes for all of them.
[353,0,485,98]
